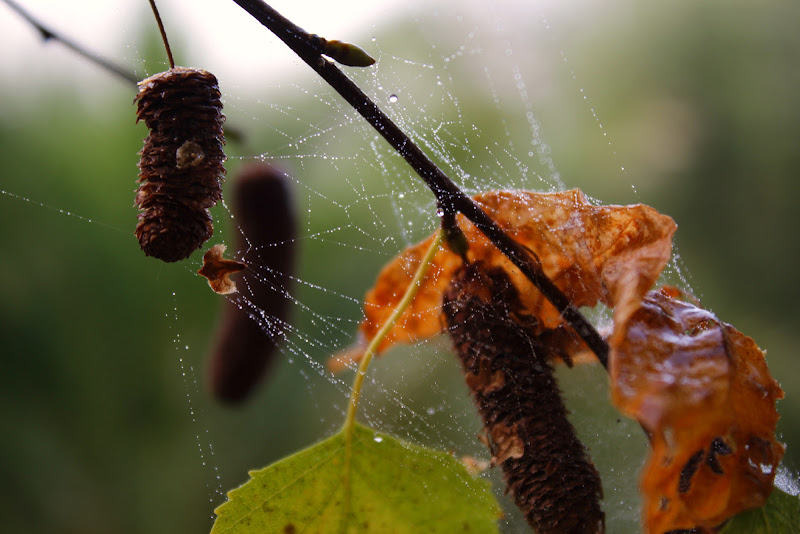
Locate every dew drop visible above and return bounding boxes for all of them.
[388,94,398,103]
[435,207,445,217]
[373,436,383,443]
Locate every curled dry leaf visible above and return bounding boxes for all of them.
[197,244,246,295]
[330,189,677,370]
[330,187,783,532]
[609,289,784,533]
[327,187,785,532]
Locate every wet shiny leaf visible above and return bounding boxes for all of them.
[610,290,784,533]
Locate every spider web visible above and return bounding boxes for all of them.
[0,1,797,533]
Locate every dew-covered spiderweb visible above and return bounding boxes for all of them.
[1,1,798,533]
[210,3,671,529]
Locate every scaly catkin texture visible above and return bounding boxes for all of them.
[443,262,604,534]
[134,67,226,262]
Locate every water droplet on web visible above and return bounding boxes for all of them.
[427,407,436,415]
[398,192,405,199]
[435,207,445,217]
[373,436,383,443]
[388,94,399,103]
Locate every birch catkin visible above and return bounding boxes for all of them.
[134,67,226,262]
[443,262,604,534]
[207,162,296,403]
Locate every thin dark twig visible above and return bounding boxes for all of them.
[2,0,138,85]
[229,0,610,368]
[147,0,175,69]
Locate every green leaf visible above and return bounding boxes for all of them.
[211,423,500,533]
[720,487,800,534]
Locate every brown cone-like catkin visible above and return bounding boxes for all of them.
[134,67,226,262]
[207,162,296,404]
[443,262,604,534]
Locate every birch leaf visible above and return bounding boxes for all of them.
[720,487,800,534]
[211,423,500,533]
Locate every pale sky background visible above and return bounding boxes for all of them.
[0,0,584,98]
[0,0,419,95]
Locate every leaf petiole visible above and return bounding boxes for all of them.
[339,229,443,531]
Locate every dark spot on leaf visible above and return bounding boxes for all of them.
[283,524,296,534]
[660,497,670,511]
[678,450,705,493]
[705,453,723,475]
[710,437,733,456]
[705,437,732,475]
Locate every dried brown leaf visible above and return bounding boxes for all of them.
[198,244,246,295]
[609,290,784,533]
[336,189,676,365]
[465,360,506,394]
[489,423,525,465]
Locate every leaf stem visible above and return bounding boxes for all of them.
[339,229,443,531]
[228,0,610,368]
[147,0,175,69]
[343,229,443,432]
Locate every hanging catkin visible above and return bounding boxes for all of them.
[443,261,605,534]
[207,162,297,404]
[134,67,226,262]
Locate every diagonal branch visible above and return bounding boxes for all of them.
[2,0,138,85]
[229,0,610,368]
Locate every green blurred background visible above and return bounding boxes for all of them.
[1,1,798,533]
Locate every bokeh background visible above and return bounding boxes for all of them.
[1,0,798,532]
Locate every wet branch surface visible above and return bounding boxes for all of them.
[230,0,610,367]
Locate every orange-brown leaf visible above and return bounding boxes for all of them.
[609,290,784,533]
[198,244,246,295]
[337,189,676,365]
